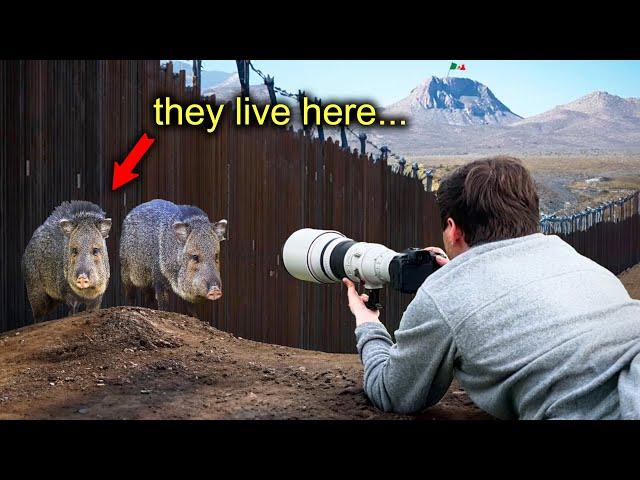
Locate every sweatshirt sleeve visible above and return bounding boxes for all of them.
[354,289,457,414]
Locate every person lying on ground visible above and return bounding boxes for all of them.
[343,156,640,419]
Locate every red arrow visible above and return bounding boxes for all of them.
[112,133,156,190]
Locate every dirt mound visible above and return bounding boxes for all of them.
[32,308,183,363]
[0,307,490,420]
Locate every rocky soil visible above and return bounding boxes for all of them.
[0,307,489,420]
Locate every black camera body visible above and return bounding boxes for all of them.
[389,248,441,294]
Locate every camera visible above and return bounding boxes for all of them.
[282,228,441,310]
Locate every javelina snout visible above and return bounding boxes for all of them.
[198,270,223,300]
[207,286,222,301]
[120,199,227,314]
[75,273,90,289]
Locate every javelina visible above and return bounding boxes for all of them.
[119,199,227,312]
[22,201,112,321]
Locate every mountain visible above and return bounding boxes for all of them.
[511,91,640,132]
[489,91,640,153]
[383,76,521,126]
[534,91,640,118]
[202,73,273,104]
[367,83,640,155]
[162,60,233,91]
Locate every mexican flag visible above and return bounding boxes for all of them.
[449,62,466,71]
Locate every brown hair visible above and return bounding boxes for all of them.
[436,156,540,246]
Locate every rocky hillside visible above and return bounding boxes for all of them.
[383,76,521,126]
[202,72,273,103]
[163,60,232,91]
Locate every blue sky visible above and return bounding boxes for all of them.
[201,60,640,118]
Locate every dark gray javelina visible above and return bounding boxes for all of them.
[119,199,227,312]
[22,201,112,321]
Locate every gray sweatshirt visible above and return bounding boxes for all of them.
[355,233,640,419]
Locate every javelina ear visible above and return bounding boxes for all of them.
[213,219,227,241]
[98,218,112,238]
[173,222,189,243]
[59,219,74,236]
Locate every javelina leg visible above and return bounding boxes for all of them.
[142,288,155,309]
[154,283,170,311]
[123,281,137,306]
[186,304,199,319]
[68,299,81,316]
[85,295,103,313]
[28,288,56,323]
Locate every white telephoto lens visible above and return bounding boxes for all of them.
[282,228,350,283]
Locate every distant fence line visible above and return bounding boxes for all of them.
[540,191,640,234]
[541,191,640,274]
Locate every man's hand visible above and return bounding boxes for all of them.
[424,246,450,267]
[342,278,381,327]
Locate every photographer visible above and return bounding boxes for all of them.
[343,156,640,419]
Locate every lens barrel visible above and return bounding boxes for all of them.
[283,228,399,289]
[328,240,355,280]
[282,229,352,283]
